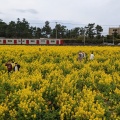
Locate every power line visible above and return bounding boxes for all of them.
[30,22,120,26]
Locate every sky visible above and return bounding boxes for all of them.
[0,0,120,35]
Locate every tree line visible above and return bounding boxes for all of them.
[0,18,120,44]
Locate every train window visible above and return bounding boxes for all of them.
[41,40,45,43]
[18,40,21,42]
[51,40,55,42]
[31,40,35,42]
[22,40,25,42]
[0,40,1,42]
[8,40,12,42]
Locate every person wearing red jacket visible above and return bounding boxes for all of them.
[5,60,12,74]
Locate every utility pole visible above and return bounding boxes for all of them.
[84,27,88,45]
[55,22,57,39]
[83,31,85,45]
[119,25,120,35]
[103,36,104,44]
[113,34,114,45]
[83,27,88,45]
[113,29,117,45]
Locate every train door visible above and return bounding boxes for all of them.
[60,40,63,45]
[3,40,6,44]
[26,40,29,44]
[36,40,39,44]
[56,40,59,45]
[14,40,17,44]
[46,40,49,44]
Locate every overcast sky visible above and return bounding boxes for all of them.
[0,0,120,35]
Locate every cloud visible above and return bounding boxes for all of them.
[0,0,120,35]
[14,9,38,14]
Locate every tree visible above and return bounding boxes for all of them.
[65,29,71,38]
[21,18,30,38]
[35,27,42,38]
[70,27,80,38]
[16,18,30,38]
[51,24,66,38]
[16,18,21,38]
[79,27,85,36]
[85,23,95,38]
[0,19,7,37]
[6,21,16,38]
[95,25,103,39]
[42,21,52,38]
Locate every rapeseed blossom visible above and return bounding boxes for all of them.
[0,45,120,119]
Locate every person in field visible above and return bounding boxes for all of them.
[13,63,20,72]
[11,60,15,70]
[78,51,84,61]
[82,51,86,58]
[5,60,12,74]
[90,51,94,60]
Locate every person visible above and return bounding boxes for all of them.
[90,51,94,60]
[78,51,83,61]
[5,60,12,74]
[13,63,20,71]
[11,60,15,70]
[82,51,86,58]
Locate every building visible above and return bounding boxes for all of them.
[109,27,120,35]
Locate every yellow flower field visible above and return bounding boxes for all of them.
[0,45,120,120]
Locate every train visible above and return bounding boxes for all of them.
[0,38,64,45]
